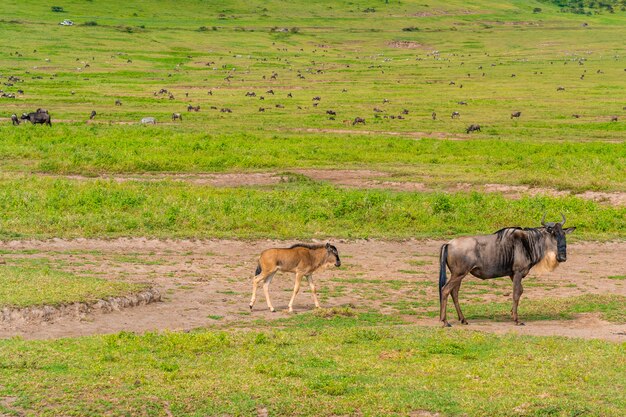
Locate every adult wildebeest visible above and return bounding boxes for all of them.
[249,243,341,313]
[21,111,51,126]
[353,117,365,125]
[432,112,437,120]
[326,110,336,116]
[451,111,460,119]
[511,111,521,119]
[89,110,96,120]
[439,214,575,327]
[141,117,156,125]
[11,114,19,125]
[611,116,618,122]
[172,113,182,121]
[115,99,122,106]
[466,124,481,133]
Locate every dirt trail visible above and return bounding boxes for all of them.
[0,239,624,341]
[29,169,626,206]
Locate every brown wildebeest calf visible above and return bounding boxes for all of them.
[249,243,341,313]
[439,214,575,327]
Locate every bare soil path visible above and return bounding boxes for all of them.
[0,239,624,341]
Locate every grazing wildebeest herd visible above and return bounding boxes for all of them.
[246,214,576,326]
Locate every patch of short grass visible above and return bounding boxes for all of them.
[0,265,146,308]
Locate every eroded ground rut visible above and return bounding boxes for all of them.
[0,239,624,341]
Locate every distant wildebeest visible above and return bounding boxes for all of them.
[275,104,284,109]
[21,111,51,126]
[171,113,182,121]
[402,109,409,115]
[11,114,19,125]
[115,99,122,106]
[89,110,96,120]
[326,110,336,116]
[439,214,575,326]
[611,116,618,122]
[258,107,265,112]
[557,86,565,91]
[312,96,321,101]
[458,101,468,106]
[572,114,581,118]
[187,105,200,112]
[141,117,156,125]
[383,99,389,104]
[352,117,365,125]
[220,108,232,113]
[511,111,522,119]
[451,111,460,119]
[249,243,341,313]
[287,93,293,98]
[266,89,274,95]
[466,124,481,133]
[245,91,256,97]
[373,107,383,113]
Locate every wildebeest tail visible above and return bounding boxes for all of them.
[439,244,448,302]
[255,263,262,276]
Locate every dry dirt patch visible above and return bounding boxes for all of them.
[0,239,624,341]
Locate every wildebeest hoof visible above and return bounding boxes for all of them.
[269,308,276,313]
[515,321,525,326]
[442,322,452,328]
[249,305,253,310]
[461,319,469,325]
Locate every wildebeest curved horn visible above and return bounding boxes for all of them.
[541,213,547,226]
[560,213,566,226]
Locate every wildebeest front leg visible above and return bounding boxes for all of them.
[305,275,321,309]
[511,274,525,325]
[451,283,468,324]
[288,273,304,313]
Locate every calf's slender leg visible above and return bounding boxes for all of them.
[288,273,304,313]
[305,275,321,309]
[263,273,277,312]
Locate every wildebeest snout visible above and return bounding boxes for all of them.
[335,259,341,267]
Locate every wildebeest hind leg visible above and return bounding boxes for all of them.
[262,272,277,312]
[305,275,321,309]
[440,273,466,327]
[451,283,467,324]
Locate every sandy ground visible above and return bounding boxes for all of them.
[0,239,624,341]
[30,169,626,206]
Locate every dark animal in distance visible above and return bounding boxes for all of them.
[326,110,336,116]
[611,116,618,122]
[187,105,200,112]
[557,86,565,91]
[572,114,581,118]
[352,117,366,125]
[171,113,182,121]
[466,124,481,133]
[21,111,51,126]
[439,214,575,326]
[115,99,122,106]
[451,111,460,119]
[432,112,437,120]
[511,111,522,119]
[249,243,341,313]
[220,108,232,113]
[89,110,96,120]
[11,114,19,125]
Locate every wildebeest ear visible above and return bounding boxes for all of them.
[325,242,330,249]
[563,227,576,234]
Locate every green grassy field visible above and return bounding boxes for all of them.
[0,321,624,416]
[1,1,625,416]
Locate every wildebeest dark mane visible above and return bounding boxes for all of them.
[493,226,548,264]
[289,243,326,249]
